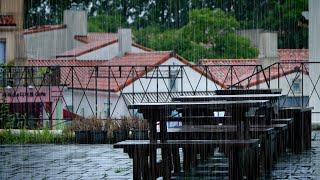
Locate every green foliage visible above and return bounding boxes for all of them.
[135,8,258,62]
[0,127,74,144]
[236,0,308,48]
[25,0,308,49]
[88,14,128,33]
[183,9,239,43]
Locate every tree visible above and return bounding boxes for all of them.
[88,14,128,32]
[135,8,258,62]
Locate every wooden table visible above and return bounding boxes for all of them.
[172,94,283,124]
[172,94,284,102]
[128,100,270,141]
[215,89,282,95]
[123,100,268,179]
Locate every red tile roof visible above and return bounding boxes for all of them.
[28,51,173,92]
[200,49,309,88]
[24,24,67,35]
[29,51,223,91]
[278,49,308,61]
[58,33,152,58]
[0,15,16,26]
[57,40,118,58]
[74,33,118,43]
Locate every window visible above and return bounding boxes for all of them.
[169,69,179,91]
[0,40,6,64]
[292,79,302,93]
[104,99,110,118]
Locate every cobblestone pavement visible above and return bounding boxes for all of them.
[0,144,133,180]
[1,132,320,180]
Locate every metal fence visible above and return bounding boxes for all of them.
[0,61,318,129]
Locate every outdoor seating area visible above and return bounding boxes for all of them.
[114,89,313,179]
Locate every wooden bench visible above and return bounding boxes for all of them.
[156,125,275,174]
[272,118,293,149]
[114,139,260,180]
[279,107,313,153]
[251,124,288,159]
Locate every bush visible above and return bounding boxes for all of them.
[0,127,74,144]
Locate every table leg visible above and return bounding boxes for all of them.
[172,147,181,174]
[227,148,242,180]
[133,148,142,180]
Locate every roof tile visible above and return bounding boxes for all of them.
[200,49,309,88]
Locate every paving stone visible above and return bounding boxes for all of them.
[3,132,320,179]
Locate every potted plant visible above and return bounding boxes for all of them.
[110,119,128,143]
[129,118,149,140]
[72,118,91,144]
[88,117,106,144]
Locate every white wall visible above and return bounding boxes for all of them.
[25,29,68,59]
[77,43,146,60]
[251,72,312,105]
[122,57,220,93]
[63,89,130,119]
[62,57,221,118]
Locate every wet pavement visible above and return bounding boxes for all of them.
[1,132,320,179]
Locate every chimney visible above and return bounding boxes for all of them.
[237,29,279,67]
[236,29,263,48]
[63,3,87,49]
[258,32,278,67]
[118,28,132,56]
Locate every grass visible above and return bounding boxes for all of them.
[114,167,129,173]
[0,128,74,144]
[312,123,320,130]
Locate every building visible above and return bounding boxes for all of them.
[25,6,221,123]
[28,49,221,120]
[200,49,310,107]
[0,0,25,65]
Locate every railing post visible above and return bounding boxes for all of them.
[156,66,159,102]
[48,66,51,128]
[132,66,135,105]
[71,67,74,115]
[24,66,29,128]
[168,65,171,97]
[278,62,280,89]
[180,66,183,95]
[230,66,233,89]
[108,66,111,118]
[205,65,208,94]
[268,67,271,89]
[301,63,304,107]
[95,66,98,118]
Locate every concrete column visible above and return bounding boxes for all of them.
[118,29,132,56]
[309,0,320,123]
[63,9,88,50]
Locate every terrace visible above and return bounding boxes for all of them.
[0,60,318,179]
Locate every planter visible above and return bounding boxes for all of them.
[113,130,128,143]
[131,130,148,140]
[91,131,107,144]
[75,131,91,144]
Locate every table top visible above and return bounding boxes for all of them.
[128,100,270,110]
[280,106,314,112]
[161,125,275,133]
[173,94,284,102]
[114,139,261,148]
[215,89,282,95]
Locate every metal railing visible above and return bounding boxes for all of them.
[0,62,318,129]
